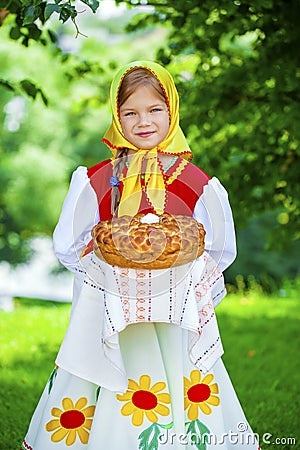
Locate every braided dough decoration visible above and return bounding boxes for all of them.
[92,213,205,269]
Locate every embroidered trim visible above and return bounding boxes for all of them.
[147,270,152,321]
[179,273,193,325]
[113,267,130,323]
[102,138,192,162]
[194,336,221,366]
[136,270,146,321]
[116,65,171,122]
[141,170,167,214]
[21,440,33,450]
[103,289,116,332]
[102,138,123,150]
[165,159,188,185]
[83,278,105,292]
[169,268,174,321]
[199,310,216,331]
[213,288,226,305]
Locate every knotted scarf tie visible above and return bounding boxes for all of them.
[118,149,165,217]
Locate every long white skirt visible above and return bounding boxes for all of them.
[21,322,260,449]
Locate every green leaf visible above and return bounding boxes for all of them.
[20,0,34,6]
[47,29,58,43]
[186,419,211,450]
[138,423,161,450]
[0,79,15,92]
[21,36,29,47]
[80,0,99,13]
[156,48,171,66]
[59,4,76,22]
[48,367,58,394]
[39,89,49,106]
[96,386,101,401]
[27,23,42,40]
[20,79,38,99]
[23,5,40,25]
[45,3,61,20]
[9,26,22,40]
[21,0,44,5]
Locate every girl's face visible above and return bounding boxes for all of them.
[119,85,169,150]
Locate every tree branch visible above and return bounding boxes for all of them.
[0,8,9,26]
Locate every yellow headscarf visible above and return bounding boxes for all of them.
[102,60,192,217]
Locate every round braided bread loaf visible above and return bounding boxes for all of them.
[92,213,205,269]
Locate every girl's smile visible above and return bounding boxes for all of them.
[119,85,170,150]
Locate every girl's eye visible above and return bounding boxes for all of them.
[124,111,135,117]
[151,108,163,113]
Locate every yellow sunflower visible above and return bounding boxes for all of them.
[45,397,95,446]
[184,370,220,420]
[116,374,171,426]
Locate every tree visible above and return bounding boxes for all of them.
[0,0,99,43]
[0,7,164,265]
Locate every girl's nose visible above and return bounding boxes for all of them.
[137,112,151,126]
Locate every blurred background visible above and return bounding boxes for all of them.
[0,1,299,448]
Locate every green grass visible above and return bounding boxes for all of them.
[0,298,71,450]
[217,290,300,449]
[0,291,299,449]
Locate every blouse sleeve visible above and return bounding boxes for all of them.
[193,177,237,272]
[53,166,100,272]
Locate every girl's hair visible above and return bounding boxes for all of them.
[111,68,167,217]
[118,67,166,107]
[111,147,128,216]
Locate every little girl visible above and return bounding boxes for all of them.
[21,61,259,449]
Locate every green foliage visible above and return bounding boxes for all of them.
[0,9,165,264]
[138,422,161,450]
[20,79,48,104]
[0,77,48,104]
[118,0,300,247]
[164,0,300,246]
[1,0,99,45]
[0,146,69,264]
[186,419,210,449]
[4,146,67,234]
[225,211,300,288]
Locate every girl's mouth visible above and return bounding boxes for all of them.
[137,132,155,138]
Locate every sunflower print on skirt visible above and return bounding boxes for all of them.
[45,397,95,446]
[184,370,220,419]
[116,374,171,426]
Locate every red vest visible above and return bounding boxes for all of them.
[87,157,210,220]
